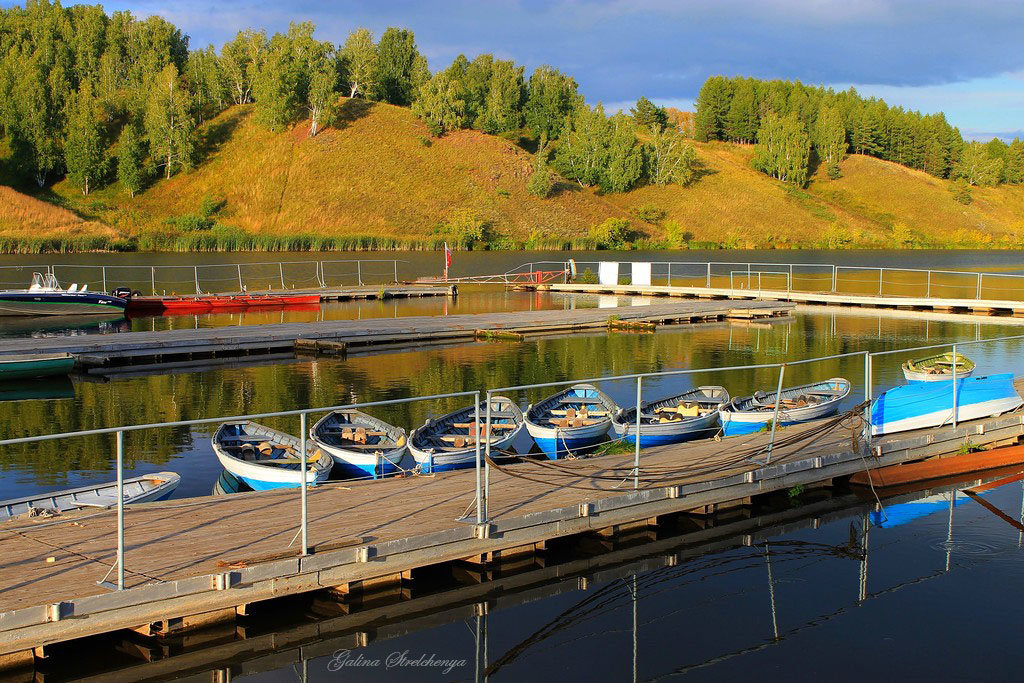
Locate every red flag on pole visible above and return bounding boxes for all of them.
[444,242,451,281]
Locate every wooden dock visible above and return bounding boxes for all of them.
[539,283,1024,317]
[2,386,1023,662]
[0,300,793,373]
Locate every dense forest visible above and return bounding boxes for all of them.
[0,0,1021,251]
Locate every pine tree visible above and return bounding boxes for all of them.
[812,102,846,179]
[1004,139,1024,184]
[724,79,757,143]
[65,79,106,195]
[144,63,195,178]
[694,76,731,142]
[850,102,882,156]
[116,119,146,197]
[630,96,667,131]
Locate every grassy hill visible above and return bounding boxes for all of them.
[2,99,1023,252]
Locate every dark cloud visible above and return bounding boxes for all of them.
[103,0,1024,106]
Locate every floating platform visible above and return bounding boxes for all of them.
[538,283,1024,317]
[0,300,793,373]
[2,382,1022,662]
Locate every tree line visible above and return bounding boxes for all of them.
[695,76,1024,192]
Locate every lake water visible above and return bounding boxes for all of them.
[5,250,1024,679]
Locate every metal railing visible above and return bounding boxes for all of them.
[3,331,1024,592]
[0,259,403,295]
[510,260,1024,302]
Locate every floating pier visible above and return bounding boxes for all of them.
[2,383,1023,663]
[537,283,1024,317]
[0,300,792,373]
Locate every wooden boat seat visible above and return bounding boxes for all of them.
[72,495,119,508]
[549,409,609,417]
[543,417,603,428]
[452,422,516,430]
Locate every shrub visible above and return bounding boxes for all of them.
[199,195,227,218]
[890,222,919,248]
[819,224,853,249]
[526,167,554,198]
[588,218,635,250]
[664,219,693,248]
[633,204,666,224]
[578,267,598,284]
[434,208,493,249]
[950,178,972,205]
[417,135,433,147]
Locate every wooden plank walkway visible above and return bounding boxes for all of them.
[542,283,1024,316]
[0,300,793,370]
[2,389,1023,655]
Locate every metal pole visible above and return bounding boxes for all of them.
[237,264,243,291]
[858,511,869,602]
[279,262,286,290]
[765,541,779,640]
[945,491,954,572]
[766,364,786,462]
[357,261,362,286]
[788,264,793,292]
[151,266,156,295]
[878,268,883,295]
[977,272,983,300]
[394,260,399,284]
[484,391,492,523]
[927,270,932,298]
[832,264,837,292]
[194,266,200,294]
[951,343,959,428]
[865,352,873,448]
[667,262,672,287]
[634,377,642,490]
[116,430,125,590]
[475,394,482,524]
[101,266,107,293]
[319,261,326,287]
[300,412,308,555]
[706,262,711,288]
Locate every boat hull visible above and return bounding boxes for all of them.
[0,472,180,520]
[720,401,842,436]
[611,411,721,446]
[409,396,525,473]
[903,368,975,382]
[524,384,617,458]
[409,431,519,472]
[719,378,850,436]
[0,292,127,316]
[213,422,333,490]
[870,374,1023,436]
[0,353,74,380]
[317,443,406,479]
[527,422,611,458]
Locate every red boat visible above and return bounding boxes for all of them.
[125,293,322,314]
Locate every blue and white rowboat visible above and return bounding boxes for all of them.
[870,373,1023,437]
[719,378,851,436]
[212,421,333,491]
[0,472,180,521]
[612,386,729,447]
[311,409,407,479]
[409,396,524,473]
[525,384,617,458]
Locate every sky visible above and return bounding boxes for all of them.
[93,0,1024,140]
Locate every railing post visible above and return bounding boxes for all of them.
[394,260,399,284]
[279,262,286,290]
[237,264,243,291]
[475,393,482,524]
[927,270,932,298]
[788,264,793,292]
[952,344,959,429]
[150,266,156,296]
[101,266,107,293]
[747,263,751,289]
[300,412,308,556]
[667,262,672,287]
[194,266,200,294]
[634,377,642,490]
[357,261,363,286]
[878,268,883,296]
[766,364,786,463]
[864,351,873,448]
[319,261,326,287]
[484,391,492,522]
[116,429,125,590]
[832,265,837,293]
[977,273,983,300]
[706,262,711,288]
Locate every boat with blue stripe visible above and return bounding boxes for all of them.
[870,373,1023,436]
[212,421,333,491]
[0,273,127,317]
[409,396,524,473]
[525,384,617,458]
[719,378,851,436]
[310,409,407,479]
[611,386,729,447]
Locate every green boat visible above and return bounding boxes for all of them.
[902,352,975,382]
[0,353,75,380]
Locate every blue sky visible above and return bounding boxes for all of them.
[96,0,1024,140]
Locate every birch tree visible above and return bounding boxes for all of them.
[220,29,266,105]
[647,125,698,186]
[307,58,337,136]
[144,64,195,178]
[340,28,376,98]
[65,79,106,195]
[752,113,810,185]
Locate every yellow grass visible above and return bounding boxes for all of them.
[0,186,113,239]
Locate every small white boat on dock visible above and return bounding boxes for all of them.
[409,396,524,473]
[0,472,180,521]
[612,386,729,446]
[719,378,851,436]
[212,421,333,491]
[525,384,617,458]
[311,409,408,479]
[902,352,975,382]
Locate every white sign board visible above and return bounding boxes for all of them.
[598,262,619,286]
[631,262,652,286]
